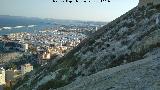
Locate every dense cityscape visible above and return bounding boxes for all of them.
[0,21,105,89]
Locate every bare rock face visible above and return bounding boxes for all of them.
[139,0,160,7]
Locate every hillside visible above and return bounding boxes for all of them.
[57,48,160,90]
[14,3,160,90]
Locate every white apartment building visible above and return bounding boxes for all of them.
[0,67,5,85]
[21,64,33,75]
[23,43,29,52]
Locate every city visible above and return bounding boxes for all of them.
[0,22,105,89]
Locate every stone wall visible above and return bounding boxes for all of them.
[138,0,160,7]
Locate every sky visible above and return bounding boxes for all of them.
[0,0,139,22]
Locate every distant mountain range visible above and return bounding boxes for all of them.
[0,15,106,28]
[0,15,47,27]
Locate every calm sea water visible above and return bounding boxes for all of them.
[0,24,56,35]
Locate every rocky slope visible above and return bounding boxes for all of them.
[14,3,160,90]
[57,48,160,90]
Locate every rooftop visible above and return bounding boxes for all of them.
[22,63,33,67]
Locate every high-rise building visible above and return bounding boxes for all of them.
[0,67,5,85]
[23,43,28,52]
[5,69,14,81]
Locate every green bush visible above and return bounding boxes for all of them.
[155,4,160,10]
[57,56,79,69]
[88,39,95,46]
[38,79,68,90]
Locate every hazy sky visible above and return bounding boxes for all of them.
[0,0,138,22]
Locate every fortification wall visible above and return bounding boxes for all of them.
[138,0,160,7]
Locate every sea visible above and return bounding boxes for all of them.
[0,24,57,36]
